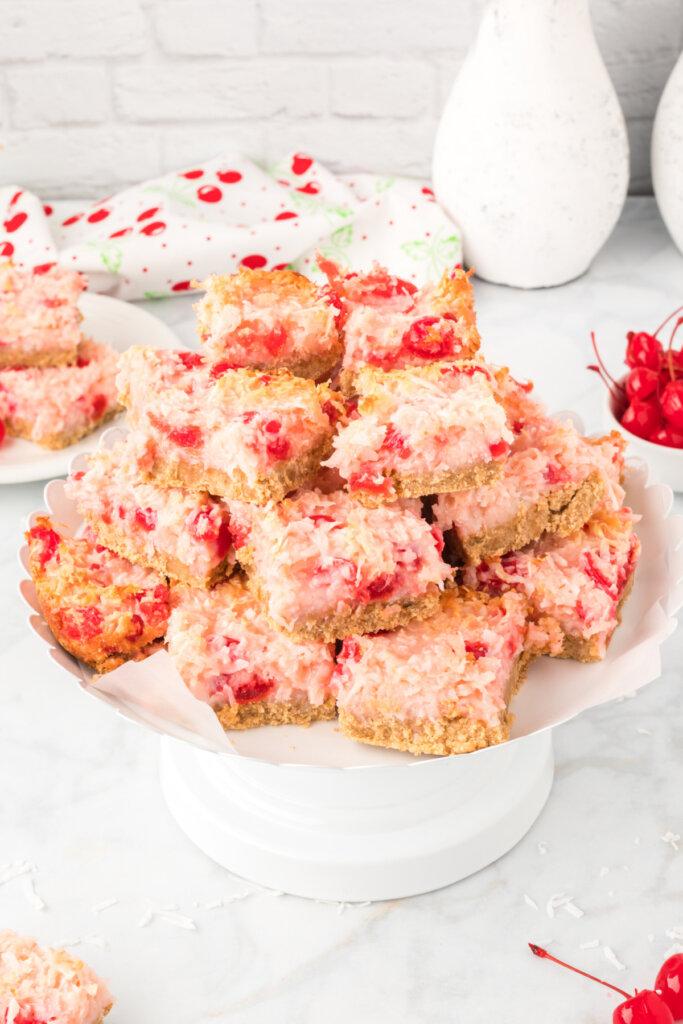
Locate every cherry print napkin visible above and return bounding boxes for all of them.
[0,153,463,300]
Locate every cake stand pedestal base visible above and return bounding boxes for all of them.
[160,730,553,902]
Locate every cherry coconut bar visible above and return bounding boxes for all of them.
[167,577,337,730]
[26,516,169,674]
[194,267,343,380]
[463,507,641,662]
[0,929,113,1024]
[116,348,345,504]
[335,588,531,756]
[230,488,452,642]
[317,254,480,392]
[66,437,236,588]
[0,261,85,367]
[0,338,120,449]
[325,362,512,505]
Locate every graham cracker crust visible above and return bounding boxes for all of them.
[350,459,503,508]
[145,434,334,504]
[0,346,78,368]
[5,407,120,450]
[552,570,636,663]
[209,347,342,384]
[215,694,337,730]
[338,651,533,756]
[243,567,443,642]
[83,514,233,588]
[446,470,605,565]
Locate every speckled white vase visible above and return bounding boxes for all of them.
[433,0,629,288]
[652,51,683,257]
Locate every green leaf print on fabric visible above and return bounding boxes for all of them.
[86,241,123,274]
[400,226,462,278]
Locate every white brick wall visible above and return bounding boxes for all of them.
[0,0,681,199]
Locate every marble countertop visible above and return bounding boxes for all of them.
[2,197,683,1023]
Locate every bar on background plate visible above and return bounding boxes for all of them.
[0,261,85,367]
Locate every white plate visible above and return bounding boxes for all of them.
[0,293,182,484]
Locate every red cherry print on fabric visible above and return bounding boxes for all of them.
[216,170,242,184]
[109,228,133,238]
[421,186,436,202]
[296,181,320,195]
[0,241,14,257]
[291,153,313,175]
[62,213,83,227]
[181,169,204,179]
[87,207,111,224]
[241,254,268,270]
[172,280,193,292]
[139,221,167,237]
[197,185,222,203]
[3,212,27,233]
[43,204,53,216]
[137,207,160,222]
[275,211,298,221]
[655,953,683,1019]
[9,191,23,207]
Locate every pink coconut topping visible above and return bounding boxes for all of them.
[317,254,480,373]
[464,508,640,658]
[434,421,626,539]
[65,437,236,580]
[334,589,528,727]
[325,362,512,498]
[0,929,112,1024]
[229,488,452,629]
[0,339,119,443]
[117,348,342,483]
[0,262,85,359]
[167,579,336,708]
[194,267,340,366]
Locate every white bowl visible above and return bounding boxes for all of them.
[603,382,683,492]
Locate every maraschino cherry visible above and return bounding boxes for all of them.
[655,953,683,1020]
[528,944,674,1023]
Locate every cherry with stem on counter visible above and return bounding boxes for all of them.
[528,944,675,1023]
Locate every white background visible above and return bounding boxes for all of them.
[0,0,682,198]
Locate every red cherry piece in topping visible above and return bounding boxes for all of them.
[0,419,6,444]
[626,366,659,402]
[626,331,663,371]
[30,524,60,567]
[266,434,291,461]
[275,210,298,221]
[137,207,160,222]
[109,227,132,238]
[168,425,203,448]
[430,524,445,555]
[177,351,204,370]
[655,953,683,1019]
[87,208,110,223]
[139,220,166,236]
[32,262,56,275]
[134,507,157,531]
[209,360,239,380]
[181,169,204,179]
[650,426,683,448]
[543,463,566,485]
[382,424,411,458]
[230,521,250,549]
[76,355,90,368]
[62,605,104,641]
[660,381,683,430]
[620,398,663,440]
[3,212,27,233]
[583,552,614,595]
[489,439,509,459]
[90,394,108,420]
[261,324,287,356]
[62,213,83,226]
[348,470,392,495]
[322,399,340,424]
[339,638,361,662]
[215,519,233,558]
[126,613,144,640]
[172,280,193,291]
[500,553,527,577]
[216,170,242,184]
[402,316,455,359]
[613,990,674,1024]
[366,573,395,600]
[264,419,281,434]
[0,241,14,257]
[233,675,272,703]
[197,185,222,203]
[291,153,313,175]
[465,640,488,659]
[241,254,268,270]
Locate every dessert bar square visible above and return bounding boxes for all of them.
[194,267,342,380]
[463,507,640,662]
[116,348,345,504]
[66,437,237,588]
[230,488,452,641]
[325,362,511,505]
[0,928,113,1024]
[167,577,337,730]
[26,516,169,674]
[0,338,120,448]
[318,255,480,390]
[0,261,85,367]
[335,588,531,756]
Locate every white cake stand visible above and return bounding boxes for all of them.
[159,730,553,901]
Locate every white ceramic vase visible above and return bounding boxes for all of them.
[433,0,630,288]
[652,51,683,257]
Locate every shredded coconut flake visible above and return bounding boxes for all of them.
[662,832,681,851]
[92,898,118,914]
[24,876,45,911]
[537,842,548,855]
[0,861,35,885]
[603,946,626,971]
[524,894,539,910]
[580,940,600,950]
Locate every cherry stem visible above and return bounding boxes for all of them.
[528,944,632,1001]
[666,316,683,383]
[587,364,624,407]
[653,305,683,340]
[590,332,625,396]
